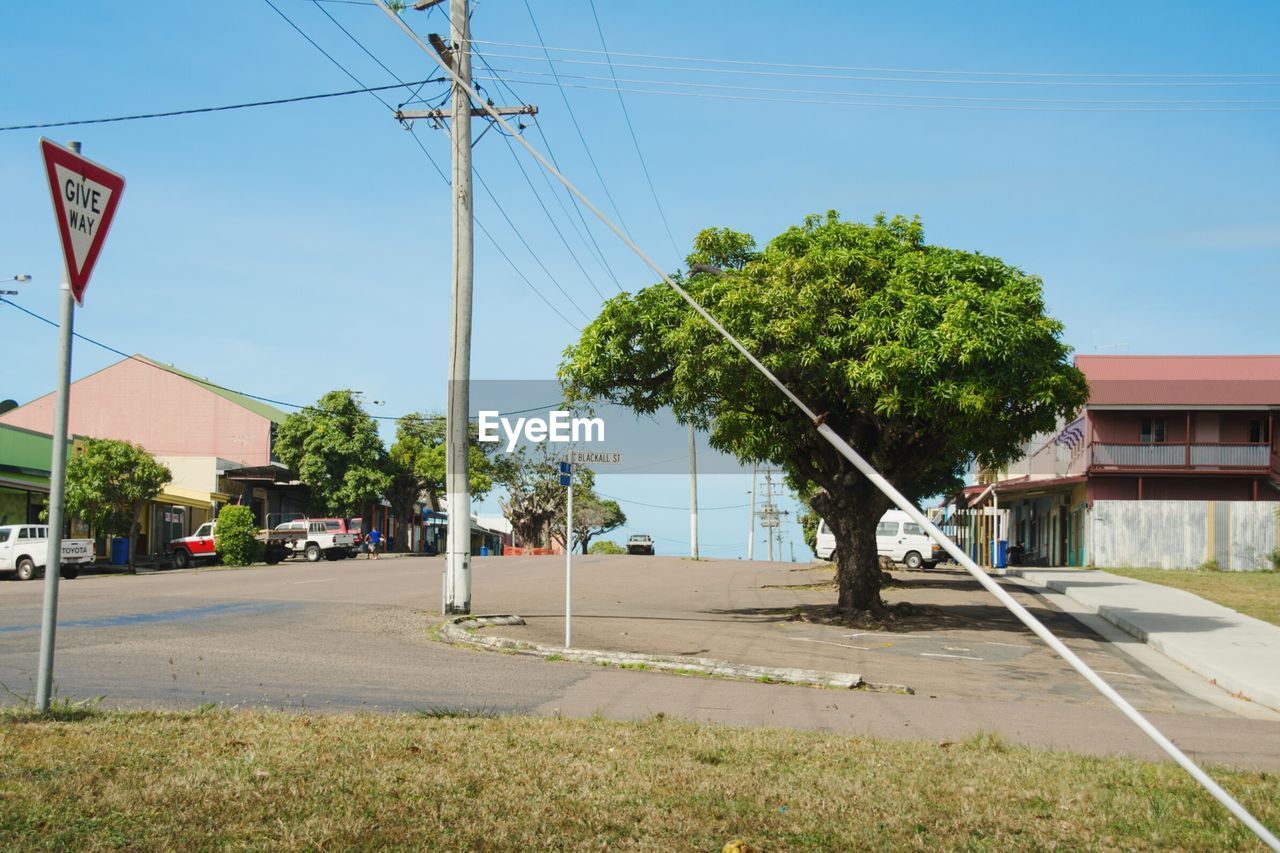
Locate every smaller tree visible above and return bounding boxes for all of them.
[562,490,626,554]
[215,504,263,566]
[496,445,562,547]
[65,438,171,572]
[589,539,625,555]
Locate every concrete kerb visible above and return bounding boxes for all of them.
[439,615,876,691]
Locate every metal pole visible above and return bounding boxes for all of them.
[765,468,775,561]
[444,0,474,613]
[689,424,698,560]
[36,141,80,713]
[564,477,573,648]
[747,464,756,560]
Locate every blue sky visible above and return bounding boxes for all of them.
[2,1,1277,559]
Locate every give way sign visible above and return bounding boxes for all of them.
[40,138,126,305]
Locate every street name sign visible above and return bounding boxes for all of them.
[40,138,126,305]
[567,451,624,465]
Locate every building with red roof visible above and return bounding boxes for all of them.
[964,355,1279,570]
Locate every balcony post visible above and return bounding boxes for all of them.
[1185,412,1191,468]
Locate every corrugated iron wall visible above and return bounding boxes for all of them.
[1091,500,1278,570]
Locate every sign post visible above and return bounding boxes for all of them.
[559,461,573,648]
[35,139,125,713]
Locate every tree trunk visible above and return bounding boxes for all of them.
[126,503,141,575]
[811,484,891,614]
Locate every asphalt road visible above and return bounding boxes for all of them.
[3,554,1278,771]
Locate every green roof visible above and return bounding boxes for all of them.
[135,356,292,424]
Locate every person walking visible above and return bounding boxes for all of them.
[367,526,382,560]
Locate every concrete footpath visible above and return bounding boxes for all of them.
[1007,569,1280,713]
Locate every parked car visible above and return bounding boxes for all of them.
[272,519,357,562]
[626,534,654,555]
[814,510,942,570]
[0,524,94,580]
[308,517,365,557]
[170,521,219,568]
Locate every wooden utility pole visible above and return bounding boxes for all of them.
[401,0,535,614]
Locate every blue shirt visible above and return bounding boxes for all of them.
[369,529,381,544]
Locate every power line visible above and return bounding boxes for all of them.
[261,0,396,108]
[263,0,581,330]
[587,0,681,260]
[475,75,1280,113]
[469,47,611,302]
[0,79,443,132]
[521,0,636,242]
[0,296,557,422]
[471,43,624,291]
[406,128,583,330]
[595,490,748,511]
[472,167,592,319]
[480,66,1280,106]
[471,39,1280,82]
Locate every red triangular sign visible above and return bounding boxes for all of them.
[40,138,126,306]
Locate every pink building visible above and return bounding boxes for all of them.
[0,355,292,556]
[0,355,284,467]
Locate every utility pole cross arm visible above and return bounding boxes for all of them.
[398,105,538,121]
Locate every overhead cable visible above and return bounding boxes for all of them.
[471,39,1280,83]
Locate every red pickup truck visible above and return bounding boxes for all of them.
[170,521,218,568]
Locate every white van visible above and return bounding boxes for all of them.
[814,510,942,570]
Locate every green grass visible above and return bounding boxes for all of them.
[1106,567,1280,626]
[1,709,1276,850]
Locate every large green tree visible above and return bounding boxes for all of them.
[64,438,172,572]
[561,213,1088,613]
[385,413,499,553]
[274,390,391,517]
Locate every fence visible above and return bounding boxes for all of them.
[1090,500,1279,571]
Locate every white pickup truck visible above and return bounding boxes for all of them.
[0,524,95,580]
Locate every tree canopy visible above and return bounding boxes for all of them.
[561,212,1088,613]
[274,390,391,517]
[65,438,171,571]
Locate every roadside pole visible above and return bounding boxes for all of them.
[746,464,756,560]
[443,0,474,614]
[34,138,125,713]
[35,238,76,713]
[33,139,124,712]
[560,461,573,648]
[689,424,698,559]
[401,0,536,615]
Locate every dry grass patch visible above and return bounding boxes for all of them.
[1,709,1276,850]
[1107,567,1280,626]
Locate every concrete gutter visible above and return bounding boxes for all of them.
[439,615,869,690]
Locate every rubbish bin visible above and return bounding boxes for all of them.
[479,545,489,557]
[993,539,1008,569]
[110,537,130,566]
